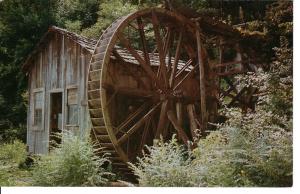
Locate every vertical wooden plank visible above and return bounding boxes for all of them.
[79,46,84,137]
[52,34,58,89]
[187,104,199,140]
[85,52,92,131]
[196,22,207,131]
[57,34,62,88]
[61,35,66,132]
[39,53,43,88]
[27,71,33,152]
[63,35,68,130]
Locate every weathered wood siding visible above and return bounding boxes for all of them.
[27,33,91,154]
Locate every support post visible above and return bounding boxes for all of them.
[196,22,207,132]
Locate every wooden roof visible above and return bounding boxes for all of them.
[22,26,190,73]
[22,26,98,72]
[22,18,263,73]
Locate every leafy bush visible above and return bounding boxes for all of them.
[193,106,292,187]
[32,132,113,186]
[129,136,201,187]
[0,140,29,186]
[0,140,27,165]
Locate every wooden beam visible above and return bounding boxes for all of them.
[155,100,169,139]
[117,103,160,145]
[118,33,160,88]
[163,28,172,57]
[169,30,183,88]
[137,17,151,67]
[174,65,198,90]
[175,59,193,78]
[196,22,207,130]
[138,117,152,155]
[187,104,199,141]
[115,102,149,134]
[152,11,167,88]
[112,49,125,63]
[176,102,183,127]
[167,110,190,146]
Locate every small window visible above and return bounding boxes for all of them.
[67,88,78,125]
[68,104,78,125]
[34,91,43,127]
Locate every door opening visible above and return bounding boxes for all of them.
[49,92,63,150]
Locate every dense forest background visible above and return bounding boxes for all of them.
[0,0,292,143]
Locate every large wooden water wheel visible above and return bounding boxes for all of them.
[87,7,259,175]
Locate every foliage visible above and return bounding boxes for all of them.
[0,125,26,143]
[0,0,55,143]
[267,37,292,118]
[32,132,114,186]
[54,0,100,32]
[82,0,138,38]
[0,140,27,166]
[193,106,292,187]
[0,140,30,186]
[129,136,201,187]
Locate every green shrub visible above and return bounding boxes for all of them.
[193,107,292,187]
[0,140,27,165]
[129,136,201,187]
[0,140,29,186]
[32,132,113,186]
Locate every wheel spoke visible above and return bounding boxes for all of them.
[176,102,183,127]
[167,110,191,146]
[117,103,160,145]
[175,59,193,78]
[174,65,198,90]
[196,24,207,130]
[112,49,124,62]
[115,102,149,134]
[137,116,152,154]
[163,28,173,58]
[118,33,159,87]
[187,104,200,141]
[137,17,151,67]
[169,30,183,88]
[155,100,169,139]
[151,11,167,88]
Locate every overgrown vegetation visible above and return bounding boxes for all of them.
[129,136,200,187]
[0,133,114,186]
[31,132,114,186]
[0,140,31,186]
[193,107,292,187]
[130,105,292,186]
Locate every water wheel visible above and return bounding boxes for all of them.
[87,7,257,175]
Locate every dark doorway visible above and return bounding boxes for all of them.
[49,92,63,150]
